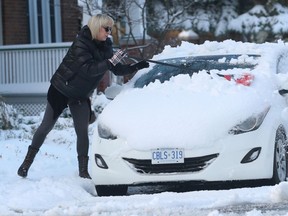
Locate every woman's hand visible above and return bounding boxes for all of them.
[131,61,150,71]
[109,49,127,66]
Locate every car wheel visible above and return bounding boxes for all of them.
[95,185,128,196]
[271,125,288,184]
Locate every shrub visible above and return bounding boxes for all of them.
[0,96,19,130]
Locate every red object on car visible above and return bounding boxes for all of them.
[223,73,254,86]
[235,73,254,86]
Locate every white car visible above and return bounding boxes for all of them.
[90,41,288,196]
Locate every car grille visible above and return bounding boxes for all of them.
[122,153,219,174]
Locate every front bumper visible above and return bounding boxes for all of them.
[90,125,276,186]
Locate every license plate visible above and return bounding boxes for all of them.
[151,148,184,164]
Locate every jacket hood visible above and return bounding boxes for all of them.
[78,25,92,40]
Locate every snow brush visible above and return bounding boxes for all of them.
[128,55,254,86]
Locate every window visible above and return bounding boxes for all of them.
[28,0,62,43]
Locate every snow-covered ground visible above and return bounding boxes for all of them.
[2,40,288,215]
[1,136,288,216]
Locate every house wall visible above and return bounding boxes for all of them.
[61,0,82,41]
[2,0,29,44]
[1,0,81,45]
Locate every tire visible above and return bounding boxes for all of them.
[95,185,128,196]
[271,125,288,184]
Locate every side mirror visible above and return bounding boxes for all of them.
[104,84,123,100]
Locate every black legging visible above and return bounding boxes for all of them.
[30,100,90,157]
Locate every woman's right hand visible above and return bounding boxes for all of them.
[109,49,127,66]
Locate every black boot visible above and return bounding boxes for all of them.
[78,156,91,179]
[17,145,39,178]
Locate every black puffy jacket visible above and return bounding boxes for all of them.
[50,25,135,100]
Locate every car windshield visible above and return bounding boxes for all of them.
[134,54,260,88]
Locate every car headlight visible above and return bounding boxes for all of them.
[229,106,270,135]
[98,123,117,140]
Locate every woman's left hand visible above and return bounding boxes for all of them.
[131,61,150,71]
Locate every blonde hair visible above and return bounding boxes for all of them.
[87,14,114,40]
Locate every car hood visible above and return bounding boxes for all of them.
[98,70,278,151]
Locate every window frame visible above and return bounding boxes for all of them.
[28,0,62,44]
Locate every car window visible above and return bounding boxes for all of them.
[134,54,259,88]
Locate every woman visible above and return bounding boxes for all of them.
[17,14,149,179]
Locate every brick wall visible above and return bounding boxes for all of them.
[61,0,82,42]
[2,0,29,44]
